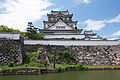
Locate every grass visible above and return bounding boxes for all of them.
[0,64,83,71]
[47,64,83,69]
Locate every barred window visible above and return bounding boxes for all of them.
[56,26,60,29]
[61,26,65,28]
[56,26,65,29]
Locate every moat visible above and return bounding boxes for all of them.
[1,70,120,80]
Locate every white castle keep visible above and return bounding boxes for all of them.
[39,10,102,40]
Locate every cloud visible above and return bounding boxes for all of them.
[112,30,120,36]
[84,19,105,30]
[73,0,91,4]
[106,14,120,23]
[0,0,54,31]
[108,38,117,40]
[81,14,120,31]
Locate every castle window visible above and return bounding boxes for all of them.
[51,18,53,21]
[56,26,60,29]
[67,18,69,21]
[61,26,65,29]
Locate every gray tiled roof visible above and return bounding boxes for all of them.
[84,31,94,34]
[0,32,22,40]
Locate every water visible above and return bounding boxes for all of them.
[0,70,120,80]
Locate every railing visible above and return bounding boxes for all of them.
[24,40,120,46]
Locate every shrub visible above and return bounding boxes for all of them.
[36,33,45,40]
[71,37,76,40]
[69,54,76,61]
[58,56,62,60]
[56,50,76,64]
[48,55,53,62]
[77,64,83,68]
[70,62,76,65]
[57,50,63,56]
[43,60,48,67]
[24,64,28,67]
[63,51,69,57]
[8,61,14,67]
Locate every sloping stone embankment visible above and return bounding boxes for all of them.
[25,45,120,65]
[0,40,24,65]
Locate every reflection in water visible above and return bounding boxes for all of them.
[0,70,120,80]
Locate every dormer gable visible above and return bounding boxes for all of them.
[46,19,76,30]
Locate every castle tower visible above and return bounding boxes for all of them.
[39,10,84,39]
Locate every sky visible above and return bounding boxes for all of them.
[0,0,120,39]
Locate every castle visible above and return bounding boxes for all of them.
[40,10,102,40]
[0,10,120,66]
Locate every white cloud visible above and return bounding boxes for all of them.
[84,19,105,30]
[81,14,120,31]
[108,38,117,40]
[0,0,54,31]
[73,0,91,4]
[106,14,120,23]
[77,22,82,25]
[112,30,120,36]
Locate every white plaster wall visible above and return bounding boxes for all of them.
[49,20,73,30]
[44,35,85,39]
[118,40,120,44]
[0,34,20,40]
[54,33,78,34]
[85,38,102,40]
[24,40,119,46]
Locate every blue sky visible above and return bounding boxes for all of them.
[0,0,120,39]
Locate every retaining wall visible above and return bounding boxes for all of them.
[25,45,120,65]
[0,40,24,65]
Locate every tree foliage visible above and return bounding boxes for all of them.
[0,25,20,32]
[102,38,107,40]
[0,25,25,36]
[25,22,45,40]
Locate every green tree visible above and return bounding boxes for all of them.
[0,25,20,32]
[102,38,107,40]
[36,33,45,40]
[25,22,45,40]
[0,25,25,36]
[71,37,76,40]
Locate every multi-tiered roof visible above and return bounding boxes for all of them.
[43,10,78,29]
[39,10,102,40]
[40,10,84,39]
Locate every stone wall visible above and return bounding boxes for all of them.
[71,45,120,65]
[0,40,24,65]
[1,39,120,65]
[25,44,120,65]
